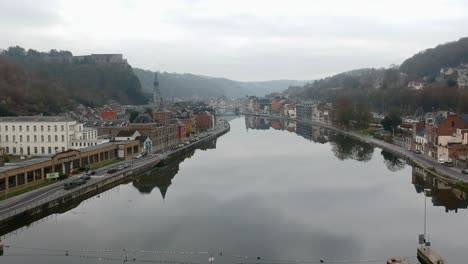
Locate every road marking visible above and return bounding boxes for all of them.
[0,185,62,213]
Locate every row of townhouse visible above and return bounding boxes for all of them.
[246,96,334,122]
[411,112,468,164]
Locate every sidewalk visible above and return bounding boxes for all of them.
[244,113,468,184]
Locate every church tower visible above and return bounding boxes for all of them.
[153,72,163,109]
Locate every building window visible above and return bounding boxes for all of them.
[62,135,65,142]
[54,125,57,132]
[452,121,455,127]
[48,135,51,142]
[34,135,37,142]
[5,147,9,153]
[34,147,37,154]
[55,135,58,142]
[41,147,45,154]
[41,135,44,142]
[13,147,16,154]
[19,125,22,132]
[62,147,65,152]
[12,125,15,132]
[19,135,22,142]
[47,125,50,132]
[12,135,15,142]
[27,135,30,142]
[41,125,44,132]
[34,125,37,132]
[4,126,7,132]
[20,147,23,154]
[48,147,51,154]
[26,126,29,132]
[5,135,8,142]
[61,125,64,131]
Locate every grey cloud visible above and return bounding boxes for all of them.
[0,0,62,27]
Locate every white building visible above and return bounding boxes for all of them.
[0,116,108,156]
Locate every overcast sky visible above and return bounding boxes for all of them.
[1,0,468,81]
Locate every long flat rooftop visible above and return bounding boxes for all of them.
[0,157,51,173]
[0,116,74,122]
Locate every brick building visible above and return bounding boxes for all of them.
[195,112,215,132]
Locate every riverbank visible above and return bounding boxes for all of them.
[0,121,230,230]
[243,113,468,184]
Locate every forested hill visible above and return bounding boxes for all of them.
[134,68,306,99]
[0,46,148,116]
[400,37,468,79]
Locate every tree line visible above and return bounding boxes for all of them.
[0,46,148,116]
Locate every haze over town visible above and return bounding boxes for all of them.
[2,0,468,81]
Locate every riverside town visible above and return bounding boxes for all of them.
[1,1,468,264]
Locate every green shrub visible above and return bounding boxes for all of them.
[58,173,69,180]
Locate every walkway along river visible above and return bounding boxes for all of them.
[243,113,468,185]
[0,116,467,264]
[0,120,230,231]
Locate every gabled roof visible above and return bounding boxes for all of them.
[435,116,446,126]
[460,114,468,123]
[84,119,129,128]
[132,113,154,123]
[115,130,138,137]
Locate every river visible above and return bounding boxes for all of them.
[1,116,468,264]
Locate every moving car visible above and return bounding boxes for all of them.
[107,168,118,174]
[74,178,87,185]
[64,182,78,190]
[80,175,91,181]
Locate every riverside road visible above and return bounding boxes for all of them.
[246,113,468,184]
[0,121,229,221]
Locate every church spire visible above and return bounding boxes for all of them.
[153,72,163,109]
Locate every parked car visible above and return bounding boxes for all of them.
[413,149,421,154]
[134,154,143,159]
[461,168,468,174]
[107,168,118,174]
[438,159,445,164]
[86,170,96,176]
[443,161,454,167]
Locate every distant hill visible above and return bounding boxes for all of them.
[284,68,386,98]
[400,37,468,79]
[134,68,306,99]
[0,46,148,116]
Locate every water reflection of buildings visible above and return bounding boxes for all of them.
[412,166,468,213]
[245,116,271,130]
[132,151,194,199]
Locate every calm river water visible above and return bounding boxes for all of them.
[2,116,468,264]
